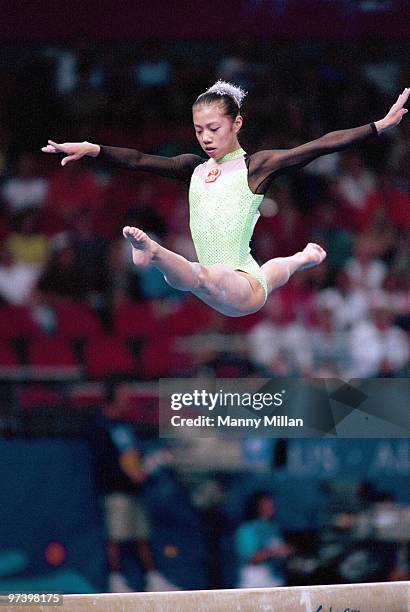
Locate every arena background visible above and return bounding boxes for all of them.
[0,0,409,595]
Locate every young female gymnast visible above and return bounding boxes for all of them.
[42,83,409,317]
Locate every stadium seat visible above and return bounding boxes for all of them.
[68,382,108,410]
[163,296,219,336]
[84,335,135,379]
[19,384,63,409]
[139,334,192,379]
[113,299,161,342]
[27,337,81,379]
[0,342,21,378]
[0,305,38,341]
[55,300,103,343]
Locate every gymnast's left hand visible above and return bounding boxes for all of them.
[375,87,409,133]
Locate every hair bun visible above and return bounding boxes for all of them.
[206,80,247,108]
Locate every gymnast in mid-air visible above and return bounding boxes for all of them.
[42,83,409,317]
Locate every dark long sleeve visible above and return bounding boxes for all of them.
[98,146,204,183]
[248,123,378,194]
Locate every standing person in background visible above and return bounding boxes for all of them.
[98,420,179,592]
[235,491,293,588]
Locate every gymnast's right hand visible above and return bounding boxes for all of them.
[41,140,100,166]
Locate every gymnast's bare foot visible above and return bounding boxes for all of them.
[122,226,156,268]
[299,242,327,270]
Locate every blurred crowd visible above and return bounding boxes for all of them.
[0,37,409,380]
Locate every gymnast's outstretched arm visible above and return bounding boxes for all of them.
[248,87,409,193]
[41,140,204,183]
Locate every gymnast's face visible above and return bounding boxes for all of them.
[193,102,242,161]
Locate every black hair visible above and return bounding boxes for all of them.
[244,490,274,521]
[193,91,241,121]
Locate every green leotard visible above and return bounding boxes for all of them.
[189,148,267,296]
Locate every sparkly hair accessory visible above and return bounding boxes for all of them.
[206,80,247,108]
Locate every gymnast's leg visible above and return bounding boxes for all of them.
[122,226,266,316]
[123,226,205,291]
[261,243,327,294]
[123,228,326,315]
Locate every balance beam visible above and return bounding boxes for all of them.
[10,581,409,611]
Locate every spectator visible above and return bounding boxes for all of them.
[344,236,388,291]
[37,238,87,303]
[247,296,313,376]
[97,420,179,592]
[0,244,40,305]
[69,211,110,306]
[6,210,48,268]
[334,152,375,226]
[316,269,369,331]
[310,306,350,376]
[235,491,293,588]
[1,154,48,216]
[310,201,353,273]
[359,173,410,233]
[348,305,409,377]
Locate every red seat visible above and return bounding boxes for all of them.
[113,299,160,342]
[0,342,19,364]
[19,384,62,409]
[223,309,264,332]
[68,382,107,409]
[164,296,218,336]
[55,300,103,342]
[0,305,38,340]
[139,334,192,379]
[27,337,81,378]
[0,341,21,377]
[84,335,135,379]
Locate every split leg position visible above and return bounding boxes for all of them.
[122,226,326,317]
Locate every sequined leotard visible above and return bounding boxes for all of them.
[188,148,267,295]
[99,123,376,298]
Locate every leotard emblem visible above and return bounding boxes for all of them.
[205,167,221,183]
